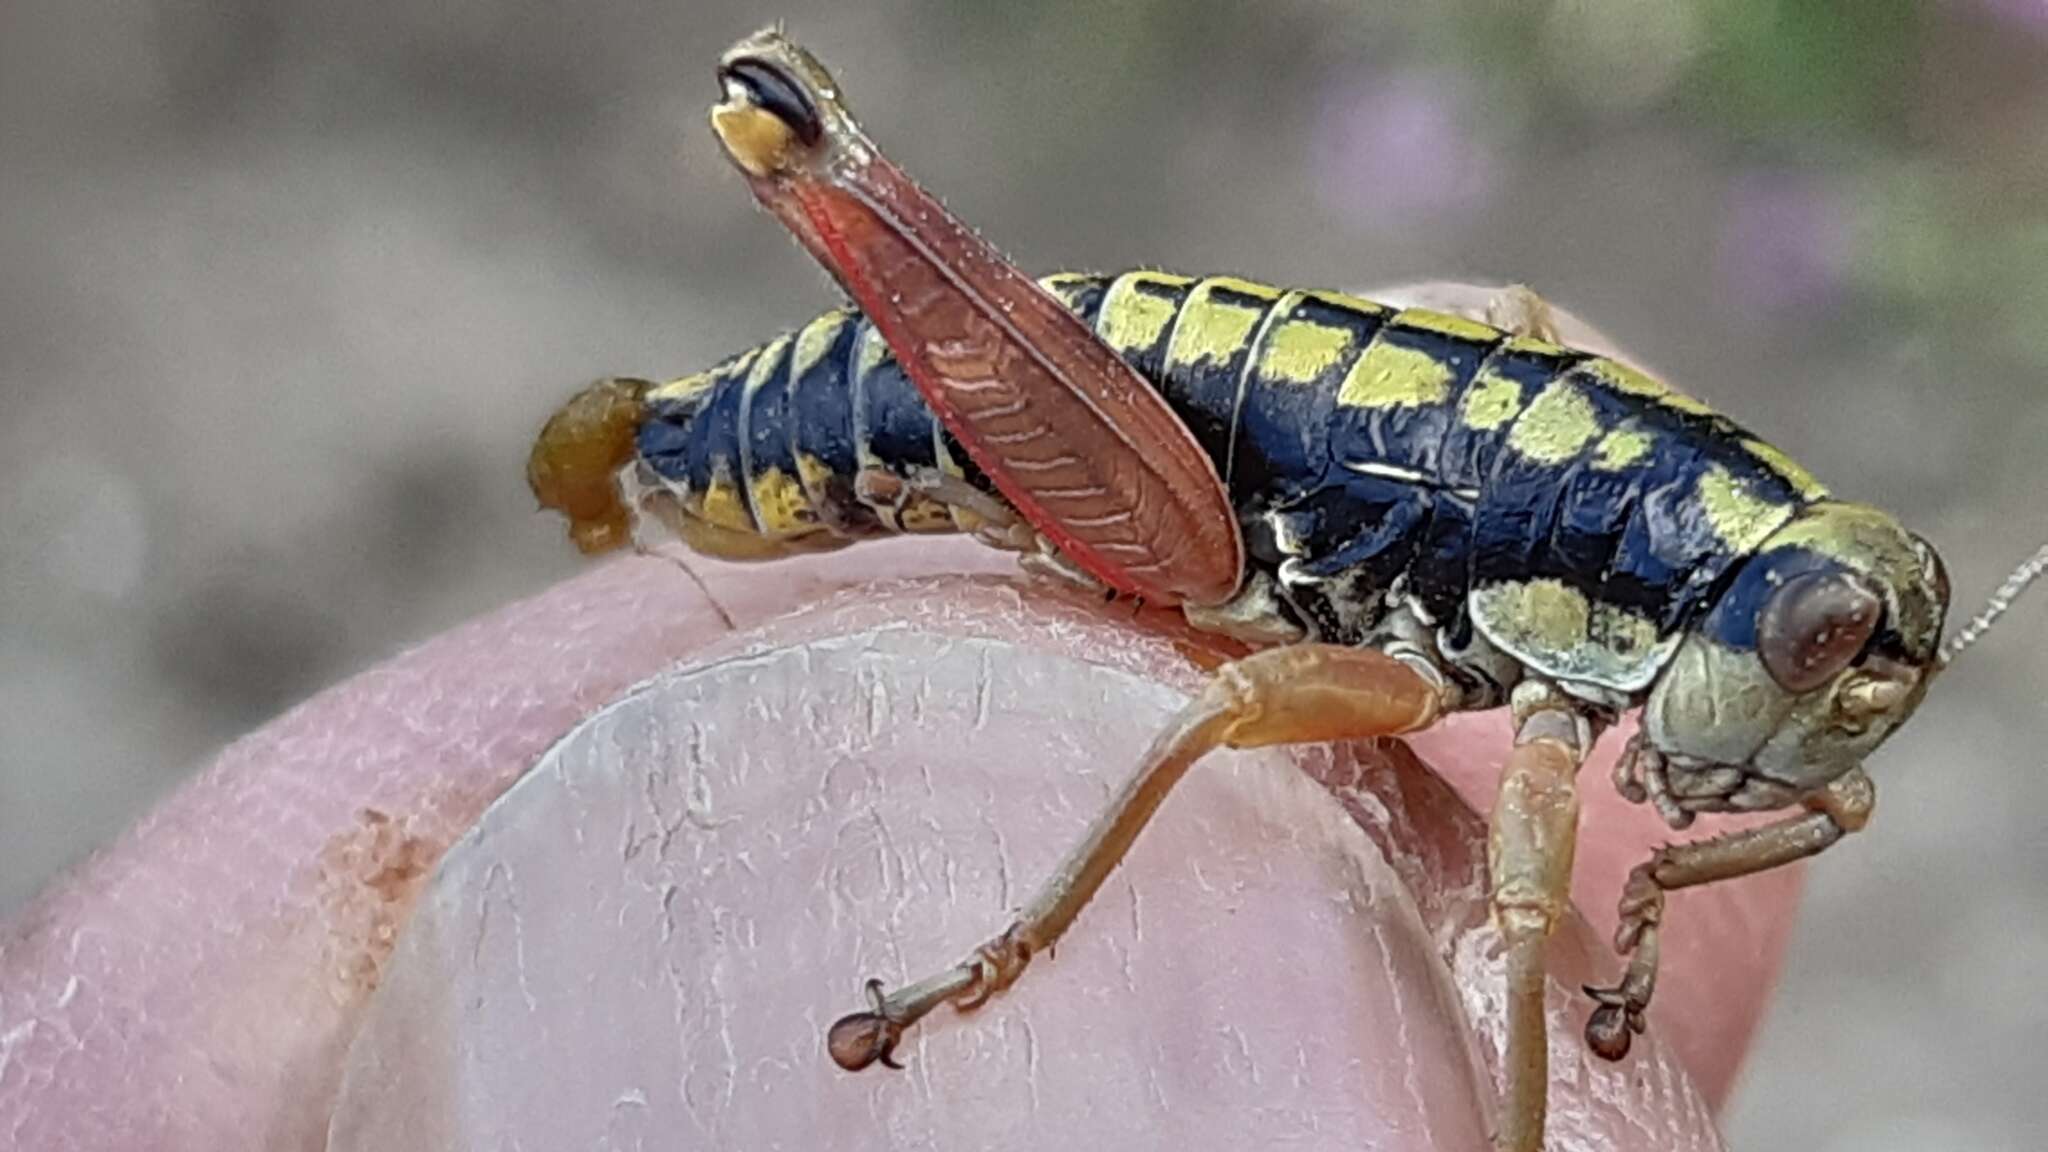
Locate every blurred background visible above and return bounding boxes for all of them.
[3,0,2044,1146]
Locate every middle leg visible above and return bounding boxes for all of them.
[1489,684,1597,1152]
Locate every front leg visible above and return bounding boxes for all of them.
[1584,766,1875,1060]
[1488,685,1597,1152]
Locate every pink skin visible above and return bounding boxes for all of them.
[0,286,1800,1148]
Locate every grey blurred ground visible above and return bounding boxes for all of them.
[2,1,2044,1148]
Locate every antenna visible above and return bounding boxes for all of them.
[1939,539,2048,668]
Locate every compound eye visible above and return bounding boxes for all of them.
[719,58,823,147]
[1757,570,1884,693]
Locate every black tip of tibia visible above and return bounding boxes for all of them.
[827,1012,903,1072]
[1584,1001,1635,1062]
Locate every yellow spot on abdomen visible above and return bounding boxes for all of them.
[795,453,838,502]
[1593,426,1655,470]
[853,324,891,381]
[1506,381,1601,463]
[748,466,814,535]
[1579,358,1714,417]
[698,472,755,533]
[745,334,792,390]
[1390,308,1503,343]
[790,448,839,510]
[1301,288,1387,315]
[1697,465,1794,553]
[670,511,793,560]
[1165,280,1266,369]
[1338,338,1456,409]
[649,372,716,403]
[1459,370,1524,430]
[1201,276,1283,300]
[1099,272,1190,351]
[1504,334,1570,358]
[792,310,852,381]
[1038,273,1099,309]
[1255,305,1357,385]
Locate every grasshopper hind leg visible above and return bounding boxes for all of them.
[826,643,1448,1072]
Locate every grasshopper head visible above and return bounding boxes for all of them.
[1642,501,1950,810]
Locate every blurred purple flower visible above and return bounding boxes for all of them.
[1714,168,1855,325]
[1973,0,2048,36]
[1312,69,1495,238]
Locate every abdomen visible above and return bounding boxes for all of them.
[537,270,1832,680]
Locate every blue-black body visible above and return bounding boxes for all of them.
[623,269,1856,709]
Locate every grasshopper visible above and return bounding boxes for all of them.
[526,28,2046,1151]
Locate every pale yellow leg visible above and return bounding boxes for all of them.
[1488,699,1591,1152]
[1584,767,1874,1059]
[1485,284,1564,343]
[827,643,1448,1070]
